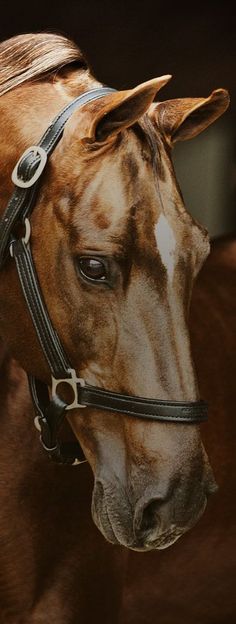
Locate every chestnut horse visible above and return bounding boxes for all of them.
[0,33,233,623]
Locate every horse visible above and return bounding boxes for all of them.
[0,32,232,623]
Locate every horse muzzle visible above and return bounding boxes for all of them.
[91,474,212,551]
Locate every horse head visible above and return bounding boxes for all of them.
[0,33,229,550]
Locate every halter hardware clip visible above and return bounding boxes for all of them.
[51,369,86,410]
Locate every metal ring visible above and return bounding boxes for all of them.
[9,218,31,257]
[22,218,31,245]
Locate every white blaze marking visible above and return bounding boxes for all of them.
[154,215,176,282]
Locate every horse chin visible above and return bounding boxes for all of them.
[128,532,184,552]
[92,507,185,551]
[155,534,183,550]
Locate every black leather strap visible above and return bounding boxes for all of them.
[0,186,37,267]
[76,385,208,423]
[0,88,115,268]
[11,238,71,377]
[29,376,86,464]
[18,87,116,180]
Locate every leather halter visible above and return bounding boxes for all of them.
[0,87,208,465]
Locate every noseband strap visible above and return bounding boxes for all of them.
[0,87,208,465]
[75,385,207,422]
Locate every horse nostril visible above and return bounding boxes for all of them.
[141,499,160,532]
[135,497,163,536]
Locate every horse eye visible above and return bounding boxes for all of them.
[78,257,108,282]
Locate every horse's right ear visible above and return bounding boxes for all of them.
[150,89,230,145]
[62,76,171,146]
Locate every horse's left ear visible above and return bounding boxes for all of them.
[149,89,230,145]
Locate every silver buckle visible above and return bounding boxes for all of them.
[51,368,86,411]
[11,145,47,189]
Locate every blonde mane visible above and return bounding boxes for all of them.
[0,32,88,96]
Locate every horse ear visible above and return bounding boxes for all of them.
[150,89,230,145]
[86,75,172,142]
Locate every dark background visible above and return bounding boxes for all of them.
[1,1,235,237]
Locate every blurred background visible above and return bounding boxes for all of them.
[0,1,235,238]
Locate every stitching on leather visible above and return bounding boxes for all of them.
[83,401,206,421]
[84,389,205,412]
[41,89,113,153]
[17,254,57,366]
[0,193,25,258]
[16,243,69,374]
[17,251,62,372]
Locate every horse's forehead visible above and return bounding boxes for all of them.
[69,135,160,235]
[78,155,130,220]
[59,131,208,262]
